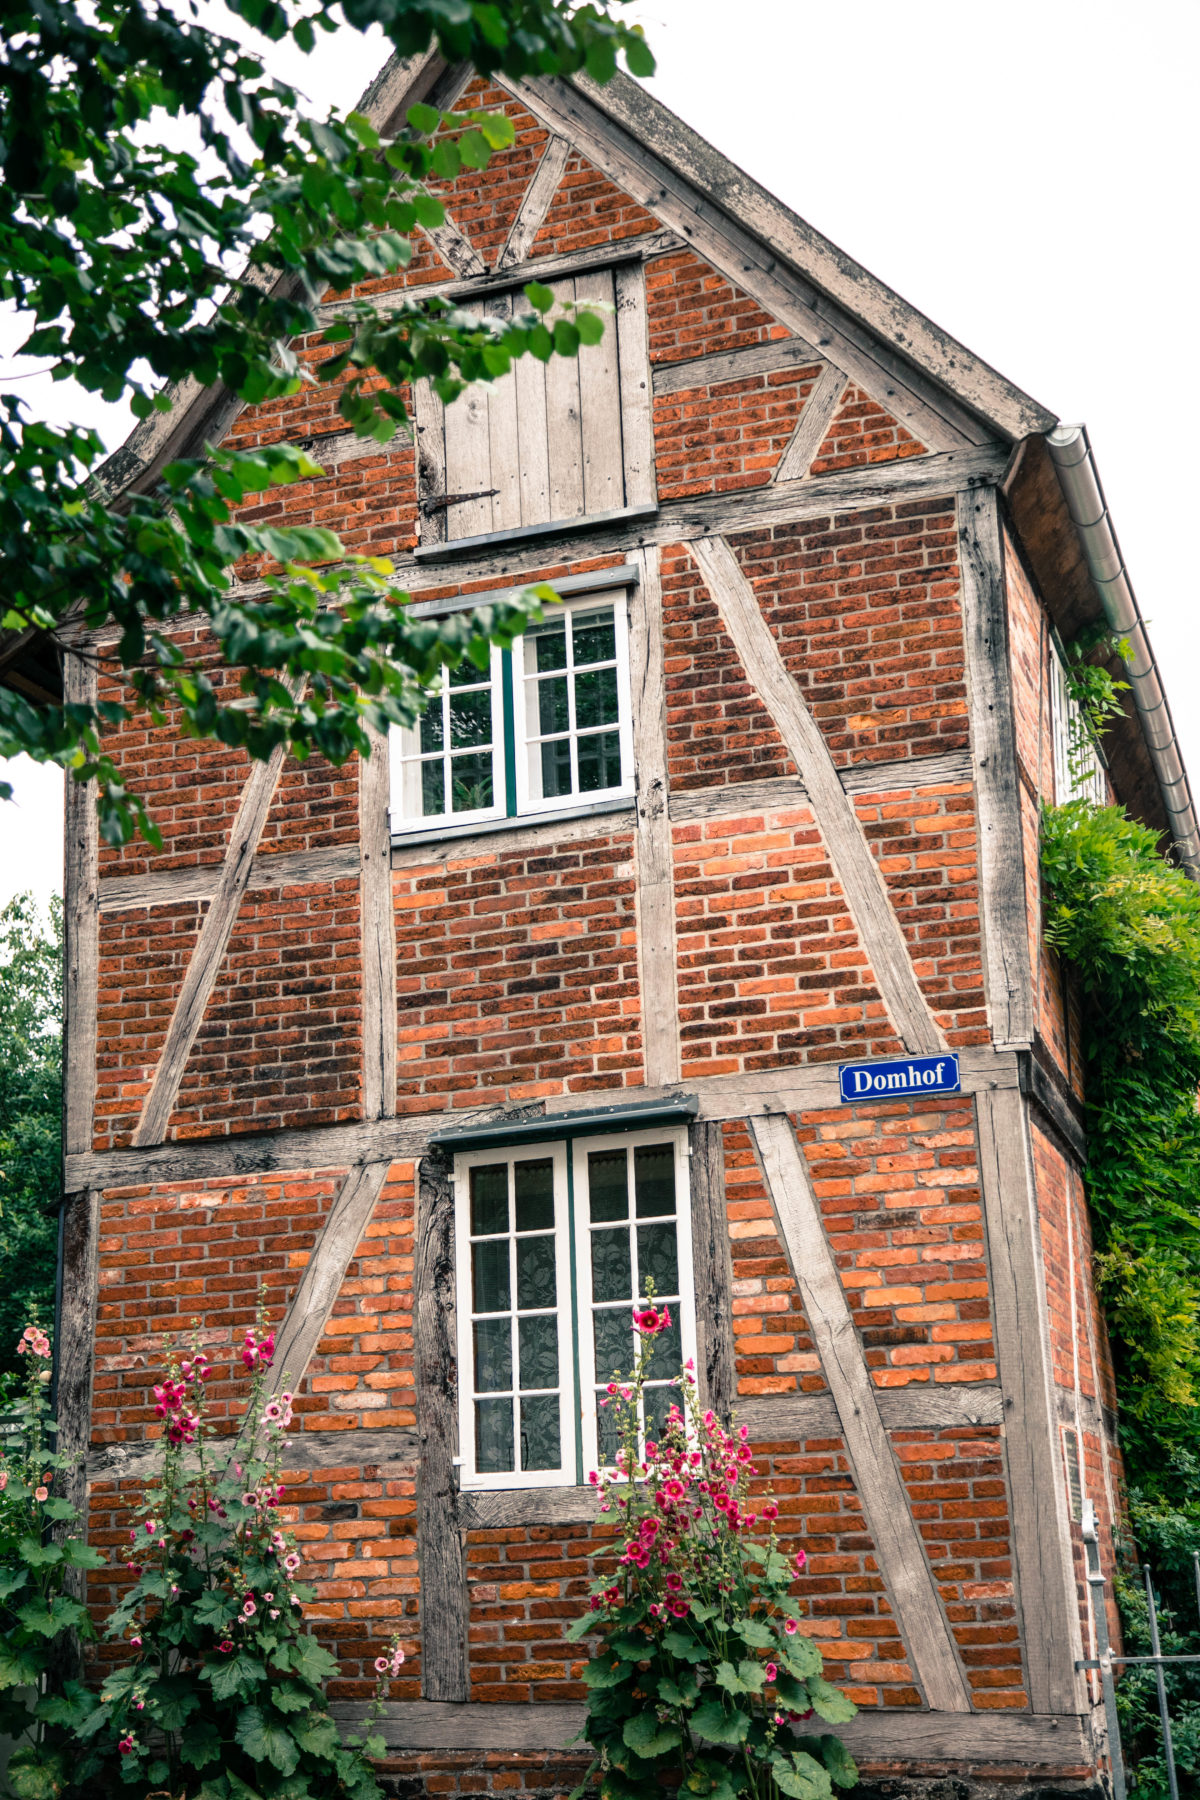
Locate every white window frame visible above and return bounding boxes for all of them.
[512,591,635,817]
[451,1126,696,1491]
[574,1127,696,1481]
[453,1141,575,1492]
[1049,637,1107,806]
[388,644,506,834]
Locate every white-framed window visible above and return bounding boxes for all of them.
[389,590,634,834]
[453,1127,695,1491]
[1050,638,1107,806]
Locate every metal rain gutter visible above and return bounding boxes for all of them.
[1046,424,1200,878]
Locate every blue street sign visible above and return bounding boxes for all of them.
[838,1053,961,1103]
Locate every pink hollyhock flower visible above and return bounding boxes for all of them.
[785,1618,799,1636]
[375,1656,389,1673]
[269,1609,280,1620]
[34,1485,48,1502]
[219,1639,234,1653]
[118,1735,134,1755]
[794,1550,807,1571]
[284,1553,301,1572]
[765,1662,778,1681]
[762,1501,778,1520]
[667,1599,689,1618]
[390,1649,405,1675]
[242,1599,256,1618]
[0,1471,7,1492]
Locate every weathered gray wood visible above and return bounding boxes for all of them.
[54,1191,100,1530]
[562,71,1054,445]
[99,844,361,913]
[414,377,447,548]
[1019,1049,1086,1164]
[751,1113,971,1713]
[689,1120,736,1420]
[332,1698,1088,1762]
[268,1161,392,1400]
[318,230,684,321]
[691,535,945,1057]
[614,261,656,508]
[65,1043,1023,1195]
[459,1486,599,1529]
[63,653,99,1159]
[1053,1383,1115,1446]
[359,727,397,1121]
[959,487,1035,1049]
[628,545,679,1086]
[409,560,640,622]
[545,276,585,519]
[398,445,1008,589]
[442,381,494,540]
[774,362,849,482]
[421,209,487,279]
[515,76,980,454]
[975,1087,1084,1712]
[392,795,635,865]
[497,133,572,269]
[484,293,522,531]
[415,1149,469,1700]
[668,749,976,824]
[90,1425,419,1482]
[514,331,551,525]
[738,1383,1005,1440]
[576,267,624,513]
[652,336,824,397]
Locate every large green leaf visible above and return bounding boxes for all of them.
[807,1678,857,1725]
[206,1653,267,1703]
[714,1659,765,1696]
[782,1636,824,1679]
[770,1751,832,1799]
[582,1655,631,1690]
[691,1700,750,1746]
[235,1704,301,1776]
[15,1595,87,1638]
[179,1717,223,1769]
[819,1734,859,1791]
[5,1745,69,1800]
[622,1713,682,1758]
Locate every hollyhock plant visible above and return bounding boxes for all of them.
[65,1293,402,1798]
[569,1301,857,1800]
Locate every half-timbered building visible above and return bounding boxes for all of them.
[52,45,1200,1797]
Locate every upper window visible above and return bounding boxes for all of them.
[389,591,634,833]
[453,1128,695,1490]
[413,265,655,551]
[1050,639,1107,805]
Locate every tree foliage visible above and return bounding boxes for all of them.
[0,0,654,844]
[0,894,62,1376]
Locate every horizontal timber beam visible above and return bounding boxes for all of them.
[66,1045,1020,1194]
[330,1700,1090,1761]
[89,1427,419,1484]
[652,337,824,396]
[98,845,360,913]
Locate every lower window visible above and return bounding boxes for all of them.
[453,1128,695,1490]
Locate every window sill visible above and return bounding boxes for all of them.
[390,793,635,853]
[413,502,659,562]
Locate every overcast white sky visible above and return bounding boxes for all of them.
[3,0,1197,913]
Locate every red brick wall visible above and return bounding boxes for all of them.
[392,829,644,1108]
[652,361,822,500]
[809,383,926,475]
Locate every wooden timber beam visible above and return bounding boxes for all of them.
[359,728,398,1121]
[688,1120,737,1422]
[773,363,849,483]
[651,337,823,397]
[750,1113,972,1713]
[690,534,945,1057]
[421,207,487,280]
[63,653,99,1159]
[497,134,572,269]
[975,1087,1084,1712]
[65,1043,1022,1194]
[628,545,679,1086]
[130,699,302,1148]
[958,487,1035,1049]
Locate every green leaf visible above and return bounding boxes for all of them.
[16,1596,88,1638]
[782,1635,824,1679]
[732,1615,774,1647]
[656,1670,699,1706]
[269,1680,312,1713]
[406,103,441,135]
[235,1704,301,1776]
[691,1700,749,1746]
[0,1567,30,1601]
[609,1632,650,1661]
[61,1539,106,1569]
[582,1655,631,1690]
[205,1653,267,1702]
[179,1717,222,1769]
[623,1712,682,1758]
[524,281,555,314]
[819,1735,859,1791]
[807,1678,857,1725]
[6,1744,69,1800]
[662,1628,706,1663]
[17,1536,63,1568]
[292,1712,340,1757]
[566,1610,598,1642]
[770,1751,832,1800]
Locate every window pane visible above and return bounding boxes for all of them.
[575,667,619,729]
[519,1315,559,1390]
[591,1225,632,1302]
[420,706,444,754]
[593,1307,633,1384]
[643,1384,677,1444]
[577,730,621,794]
[573,610,616,665]
[448,688,492,747]
[472,1239,510,1314]
[537,737,573,799]
[421,760,445,817]
[514,1159,554,1232]
[597,1394,621,1464]
[470,1165,508,1237]
[536,676,570,735]
[450,660,487,687]
[516,1234,556,1310]
[450,752,494,814]
[527,619,567,673]
[520,1395,560,1471]
[634,1145,675,1218]
[645,1313,682,1382]
[637,1222,678,1299]
[588,1147,628,1223]
[473,1317,512,1392]
[476,1397,514,1473]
